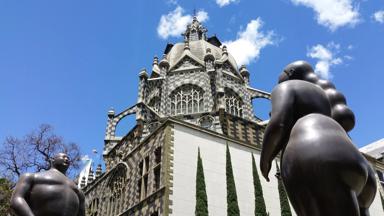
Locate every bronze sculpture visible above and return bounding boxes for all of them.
[260,61,377,216]
[11,153,85,216]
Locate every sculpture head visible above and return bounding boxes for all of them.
[279,60,355,132]
[51,153,70,173]
[279,60,316,83]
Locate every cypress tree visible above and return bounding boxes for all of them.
[226,144,240,216]
[195,148,209,216]
[276,162,292,216]
[252,154,268,216]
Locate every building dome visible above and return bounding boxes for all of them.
[163,16,239,71]
[166,40,239,71]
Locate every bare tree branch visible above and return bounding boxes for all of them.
[0,124,82,182]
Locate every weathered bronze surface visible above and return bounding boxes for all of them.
[11,153,85,216]
[260,61,376,216]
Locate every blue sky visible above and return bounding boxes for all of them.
[1,0,383,162]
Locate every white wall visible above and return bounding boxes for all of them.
[170,123,383,216]
[170,124,293,216]
[369,184,384,215]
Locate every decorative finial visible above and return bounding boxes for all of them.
[153,56,159,65]
[139,68,148,79]
[222,45,228,55]
[184,40,190,50]
[108,107,115,117]
[95,164,102,178]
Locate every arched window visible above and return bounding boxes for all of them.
[225,88,243,117]
[107,164,127,215]
[148,96,161,113]
[170,85,204,115]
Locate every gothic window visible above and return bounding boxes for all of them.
[148,96,161,113]
[88,198,99,216]
[154,166,161,190]
[138,156,150,200]
[170,85,204,115]
[154,147,162,164]
[153,147,162,191]
[206,59,214,70]
[151,211,159,216]
[225,89,243,117]
[107,164,127,215]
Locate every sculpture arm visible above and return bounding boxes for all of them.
[260,84,294,181]
[10,173,35,216]
[77,189,86,216]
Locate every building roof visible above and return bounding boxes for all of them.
[359,138,384,159]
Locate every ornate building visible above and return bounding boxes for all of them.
[81,17,384,216]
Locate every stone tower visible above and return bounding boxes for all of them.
[102,16,270,171]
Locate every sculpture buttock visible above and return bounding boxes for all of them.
[260,61,377,216]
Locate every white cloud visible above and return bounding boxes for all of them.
[223,18,277,66]
[166,0,178,5]
[373,10,384,23]
[157,6,209,39]
[216,0,238,7]
[290,0,360,31]
[307,43,343,79]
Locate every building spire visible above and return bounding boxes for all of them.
[182,14,207,42]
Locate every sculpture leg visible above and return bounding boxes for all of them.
[284,177,360,216]
[357,165,377,216]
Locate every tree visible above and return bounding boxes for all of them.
[226,144,240,216]
[195,148,208,216]
[252,154,268,216]
[0,178,12,216]
[275,161,292,216]
[0,124,82,182]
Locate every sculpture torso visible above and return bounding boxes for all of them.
[28,170,80,216]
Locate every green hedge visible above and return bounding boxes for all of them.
[0,178,12,216]
[195,148,208,216]
[252,155,268,216]
[226,144,240,216]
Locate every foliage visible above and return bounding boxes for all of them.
[226,144,240,216]
[0,124,82,181]
[276,162,292,216]
[195,148,208,216]
[252,154,268,216]
[0,178,12,216]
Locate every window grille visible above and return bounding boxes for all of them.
[225,89,243,117]
[170,85,204,115]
